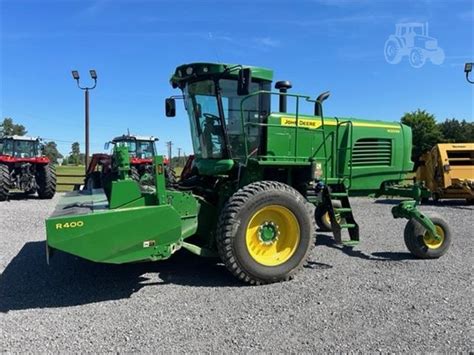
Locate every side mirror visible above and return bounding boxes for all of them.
[237,68,252,96]
[165,98,176,117]
[104,142,110,150]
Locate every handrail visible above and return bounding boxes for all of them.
[239,90,331,179]
[336,120,354,189]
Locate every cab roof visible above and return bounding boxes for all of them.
[112,134,157,142]
[170,62,273,87]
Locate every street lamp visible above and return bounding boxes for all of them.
[71,69,98,172]
[465,63,473,84]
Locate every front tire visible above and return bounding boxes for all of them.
[0,163,11,201]
[36,163,56,199]
[404,212,451,259]
[216,181,316,285]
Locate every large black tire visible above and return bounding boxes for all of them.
[130,166,140,182]
[315,200,343,231]
[0,163,11,201]
[36,163,56,199]
[216,181,316,285]
[84,171,102,190]
[165,165,178,185]
[404,212,451,259]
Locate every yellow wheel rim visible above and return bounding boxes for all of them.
[323,211,341,226]
[245,205,300,266]
[423,225,445,249]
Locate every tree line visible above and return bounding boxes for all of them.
[401,110,474,165]
[2,112,473,168]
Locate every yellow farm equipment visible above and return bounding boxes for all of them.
[417,143,474,202]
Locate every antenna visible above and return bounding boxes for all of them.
[208,32,221,64]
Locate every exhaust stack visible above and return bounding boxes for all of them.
[275,81,292,113]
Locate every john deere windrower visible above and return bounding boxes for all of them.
[45,63,451,284]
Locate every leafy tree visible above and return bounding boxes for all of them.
[438,118,474,143]
[0,118,27,136]
[61,157,69,166]
[401,109,443,167]
[70,142,81,165]
[42,141,63,164]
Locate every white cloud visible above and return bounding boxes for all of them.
[253,37,281,48]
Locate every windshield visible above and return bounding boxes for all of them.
[184,78,270,160]
[1,139,39,158]
[114,140,156,159]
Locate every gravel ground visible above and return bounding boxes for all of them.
[0,193,472,352]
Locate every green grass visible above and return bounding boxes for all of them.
[55,165,184,192]
[55,165,85,192]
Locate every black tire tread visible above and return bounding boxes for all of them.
[404,211,451,259]
[130,166,140,182]
[216,180,316,285]
[0,163,11,201]
[37,163,56,199]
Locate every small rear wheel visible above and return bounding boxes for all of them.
[315,200,343,231]
[404,212,451,259]
[0,163,11,201]
[37,163,56,199]
[217,181,316,285]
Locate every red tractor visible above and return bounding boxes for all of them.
[0,135,56,200]
[85,134,174,189]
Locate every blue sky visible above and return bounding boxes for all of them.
[1,0,473,157]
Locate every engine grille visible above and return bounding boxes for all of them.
[351,138,392,166]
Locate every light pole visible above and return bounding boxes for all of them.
[465,63,473,84]
[71,69,97,173]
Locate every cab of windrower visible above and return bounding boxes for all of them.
[165,64,275,170]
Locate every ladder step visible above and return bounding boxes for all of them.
[330,192,348,197]
[334,208,352,213]
[325,178,342,184]
[342,240,359,247]
[339,223,356,229]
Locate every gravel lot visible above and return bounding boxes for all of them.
[0,193,472,352]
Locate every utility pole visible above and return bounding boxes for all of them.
[166,141,173,168]
[177,147,182,166]
[71,69,98,173]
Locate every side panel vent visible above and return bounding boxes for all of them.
[351,138,392,166]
